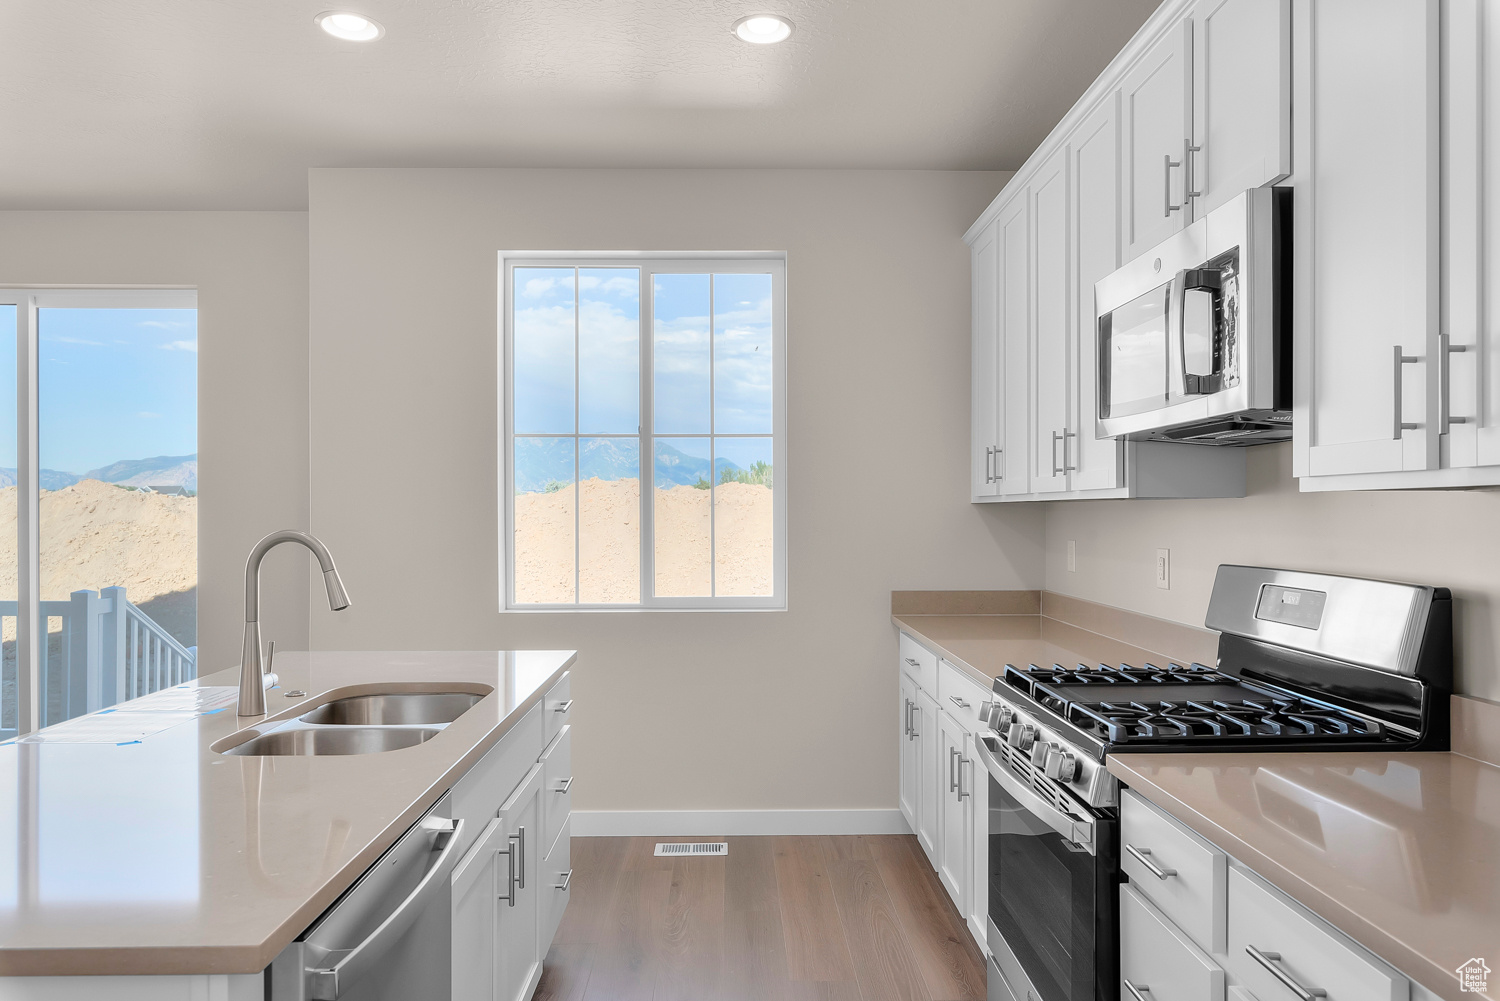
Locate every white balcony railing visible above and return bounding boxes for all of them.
[1,587,197,731]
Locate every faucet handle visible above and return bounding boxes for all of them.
[262,640,278,690]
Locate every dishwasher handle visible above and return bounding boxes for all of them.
[308,817,465,1000]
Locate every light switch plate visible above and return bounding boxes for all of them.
[1155,548,1170,589]
[1067,540,1076,573]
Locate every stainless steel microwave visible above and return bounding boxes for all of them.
[1096,186,1290,444]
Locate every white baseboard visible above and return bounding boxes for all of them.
[570,809,912,837]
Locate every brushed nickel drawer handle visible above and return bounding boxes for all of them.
[949,696,971,710]
[1123,981,1152,1001]
[1245,945,1327,1000]
[1125,844,1176,879]
[556,776,573,793]
[904,657,921,669]
[554,699,574,714]
[556,868,573,891]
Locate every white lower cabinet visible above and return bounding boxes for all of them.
[1226,868,1408,1001]
[1122,785,1418,1001]
[449,673,572,1001]
[1121,883,1225,1001]
[898,671,919,830]
[937,710,970,910]
[915,686,941,863]
[896,635,989,955]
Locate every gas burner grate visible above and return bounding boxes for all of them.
[1068,697,1385,744]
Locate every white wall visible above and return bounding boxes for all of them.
[0,211,313,673]
[307,168,1044,814]
[1046,442,1500,700]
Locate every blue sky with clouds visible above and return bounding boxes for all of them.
[0,307,198,474]
[512,268,772,462]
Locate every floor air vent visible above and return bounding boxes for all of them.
[654,842,728,857]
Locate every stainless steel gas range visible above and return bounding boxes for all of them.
[977,565,1453,1001]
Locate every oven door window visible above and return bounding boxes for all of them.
[989,775,1102,1001]
[1099,283,1170,419]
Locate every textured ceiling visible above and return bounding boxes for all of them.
[0,0,1159,209]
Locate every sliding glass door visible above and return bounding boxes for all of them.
[0,290,198,737]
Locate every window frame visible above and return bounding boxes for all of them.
[499,253,787,611]
[0,286,198,736]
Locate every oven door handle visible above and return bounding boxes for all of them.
[974,735,1095,855]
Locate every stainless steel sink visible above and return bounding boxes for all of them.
[299,693,483,726]
[221,725,442,756]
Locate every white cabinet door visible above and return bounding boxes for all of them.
[1293,0,1440,479]
[972,218,1003,499]
[937,711,969,911]
[996,193,1032,497]
[1070,94,1125,492]
[1120,883,1225,1001]
[898,673,919,831]
[1030,144,1073,495]
[497,765,544,1001]
[451,817,507,1001]
[1191,0,1291,216]
[963,730,988,952]
[1121,18,1193,260]
[1226,867,1407,1001]
[915,687,941,865]
[1443,0,1500,469]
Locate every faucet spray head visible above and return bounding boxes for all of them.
[323,568,351,611]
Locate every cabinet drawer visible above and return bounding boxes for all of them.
[544,672,572,746]
[541,724,572,857]
[1122,788,1227,953]
[1227,867,1408,1001]
[938,659,990,732]
[543,817,571,949]
[451,703,542,853]
[899,633,938,692]
[1121,883,1225,1001]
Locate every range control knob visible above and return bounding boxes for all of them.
[993,705,1015,733]
[978,701,997,726]
[1007,723,1037,752]
[1045,749,1080,782]
[1031,740,1056,766]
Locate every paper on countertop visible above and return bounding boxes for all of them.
[4,686,239,745]
[14,710,198,744]
[111,685,238,713]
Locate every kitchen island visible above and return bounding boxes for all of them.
[0,648,575,997]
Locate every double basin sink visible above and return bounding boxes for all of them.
[218,692,484,757]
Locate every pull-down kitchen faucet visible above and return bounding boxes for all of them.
[238,530,351,717]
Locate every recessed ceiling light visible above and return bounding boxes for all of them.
[315,11,385,42]
[733,14,794,44]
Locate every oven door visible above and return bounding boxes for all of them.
[975,736,1116,1001]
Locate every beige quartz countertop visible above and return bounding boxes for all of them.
[891,613,1176,689]
[1109,750,1500,1001]
[0,649,575,977]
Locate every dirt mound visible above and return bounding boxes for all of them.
[514,477,771,603]
[0,478,197,610]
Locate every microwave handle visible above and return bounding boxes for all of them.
[1172,268,1223,395]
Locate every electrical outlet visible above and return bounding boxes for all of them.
[1066,540,1076,573]
[1155,549,1170,589]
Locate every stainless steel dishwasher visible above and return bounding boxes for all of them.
[268,793,464,1000]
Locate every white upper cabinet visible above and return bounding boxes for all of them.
[1031,145,1073,495]
[997,193,1033,498]
[1293,0,1440,480]
[1442,0,1500,472]
[971,219,1002,500]
[1122,17,1193,260]
[1190,0,1291,215]
[1069,95,1125,492]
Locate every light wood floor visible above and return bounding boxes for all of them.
[534,835,987,1001]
